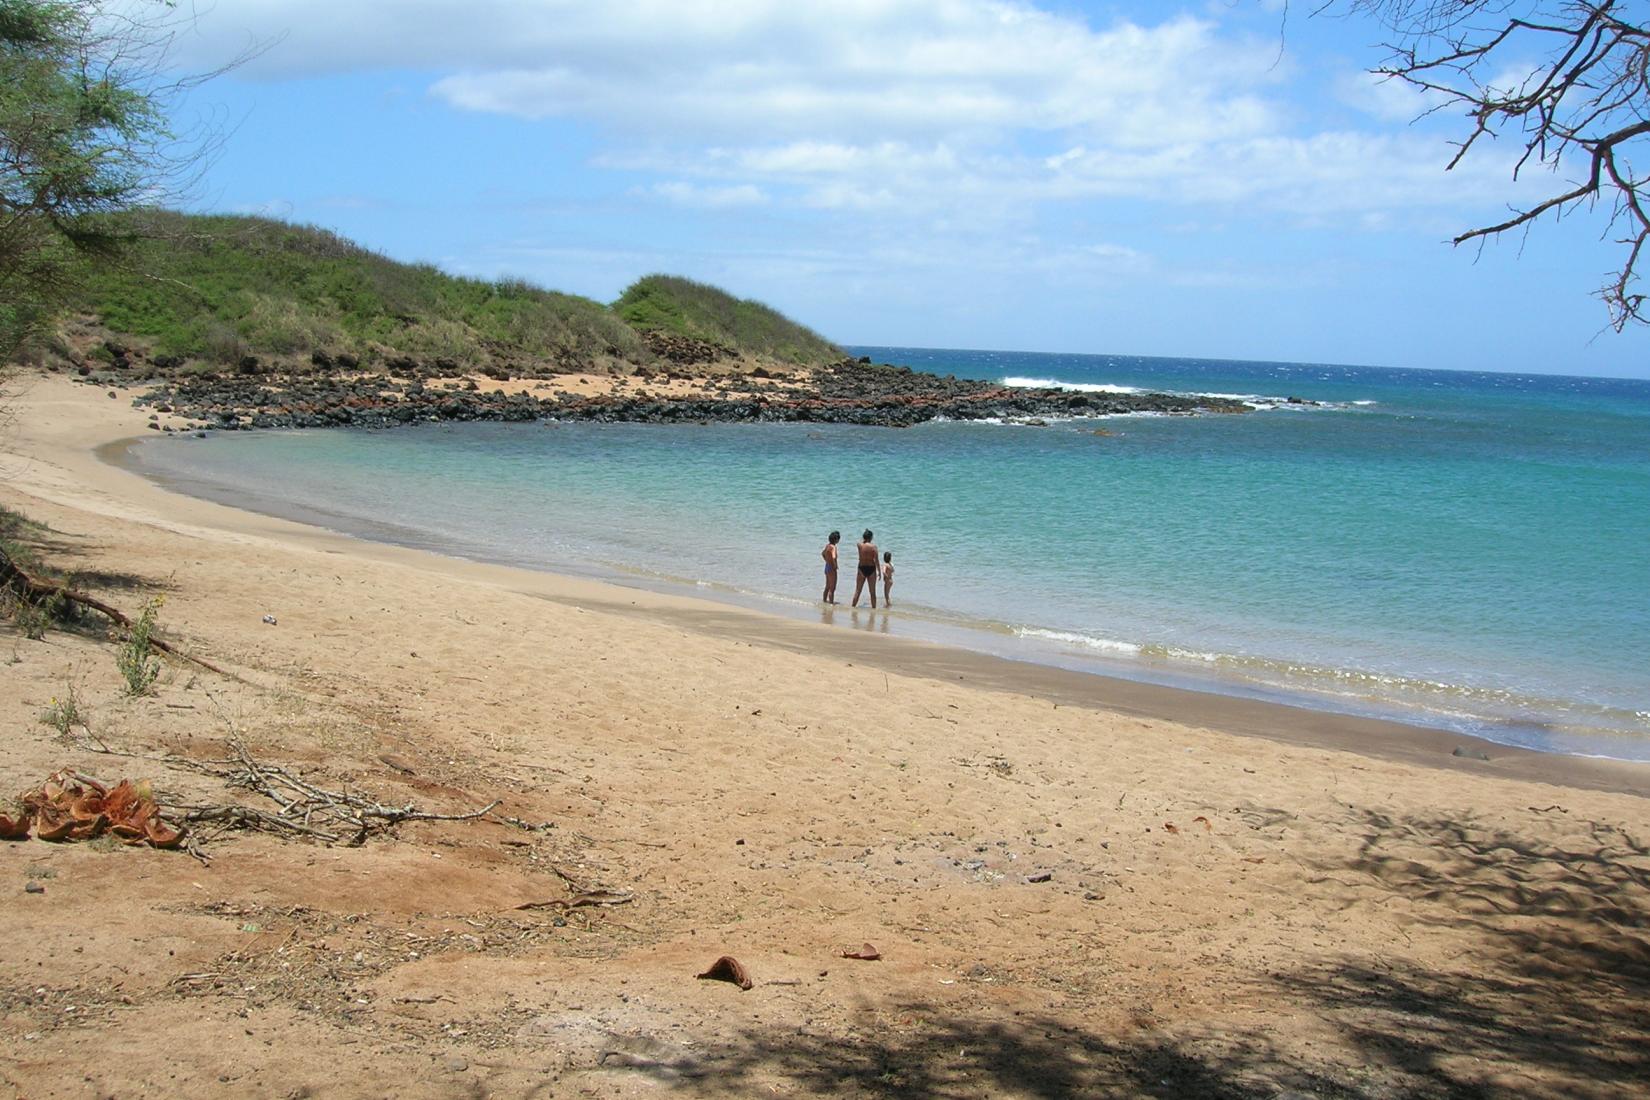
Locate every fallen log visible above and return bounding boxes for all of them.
[0,545,228,676]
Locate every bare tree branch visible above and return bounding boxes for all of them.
[1341,1,1650,328]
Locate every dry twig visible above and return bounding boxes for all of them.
[178,738,500,849]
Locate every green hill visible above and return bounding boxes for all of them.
[613,274,841,366]
[59,211,836,373]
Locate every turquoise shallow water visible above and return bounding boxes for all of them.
[127,348,1650,760]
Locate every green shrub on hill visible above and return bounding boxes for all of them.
[613,274,840,365]
[71,211,649,369]
[49,211,840,373]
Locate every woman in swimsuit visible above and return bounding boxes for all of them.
[851,529,880,608]
[821,530,840,603]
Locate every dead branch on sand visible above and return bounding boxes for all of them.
[176,739,500,852]
[0,545,228,676]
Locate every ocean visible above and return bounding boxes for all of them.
[125,348,1650,760]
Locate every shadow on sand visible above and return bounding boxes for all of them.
[1275,809,1650,1097]
[585,811,1650,1098]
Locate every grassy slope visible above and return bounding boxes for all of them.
[66,212,835,371]
[613,274,841,366]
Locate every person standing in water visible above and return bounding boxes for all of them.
[821,530,841,603]
[852,529,880,608]
[881,550,894,607]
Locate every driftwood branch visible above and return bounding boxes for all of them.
[0,545,229,676]
[180,738,503,849]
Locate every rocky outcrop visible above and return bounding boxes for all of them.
[641,330,733,366]
[128,356,1264,432]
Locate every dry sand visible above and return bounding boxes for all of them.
[2,371,1648,1099]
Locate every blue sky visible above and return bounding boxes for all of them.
[159,0,1650,378]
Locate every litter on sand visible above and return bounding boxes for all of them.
[5,770,184,848]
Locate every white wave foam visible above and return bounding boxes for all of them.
[1015,627,1142,657]
[1002,376,1143,395]
[1002,376,1344,412]
[1154,644,1223,663]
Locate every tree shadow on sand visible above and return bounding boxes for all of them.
[4,500,169,578]
[588,810,1650,1099]
[2,506,172,605]
[603,1006,1342,1099]
[1275,809,1650,1098]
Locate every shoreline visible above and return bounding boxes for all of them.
[115,409,1648,777]
[24,375,1636,795]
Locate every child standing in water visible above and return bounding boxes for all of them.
[881,551,894,606]
[821,530,840,603]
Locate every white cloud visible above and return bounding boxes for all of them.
[1084,243,1144,263]
[422,8,1280,151]
[181,1,1529,229]
[643,129,1515,223]
[1045,146,1086,170]
[227,198,294,217]
[1334,70,1447,124]
[800,183,900,211]
[645,181,769,208]
[722,141,962,178]
[189,2,1280,143]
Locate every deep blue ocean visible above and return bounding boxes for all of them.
[128,348,1650,760]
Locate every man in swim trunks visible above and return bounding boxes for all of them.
[852,529,880,608]
[821,530,840,603]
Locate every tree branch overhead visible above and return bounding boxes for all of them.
[1346,0,1650,328]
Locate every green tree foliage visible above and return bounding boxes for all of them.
[0,0,199,359]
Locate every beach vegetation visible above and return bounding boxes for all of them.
[0,5,835,376]
[59,212,842,374]
[6,585,67,639]
[614,274,842,365]
[70,210,653,371]
[116,595,162,695]
[0,0,241,363]
[1,506,58,638]
[0,502,47,566]
[0,504,89,639]
[38,680,83,737]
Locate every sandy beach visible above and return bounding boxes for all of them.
[2,371,1648,1098]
